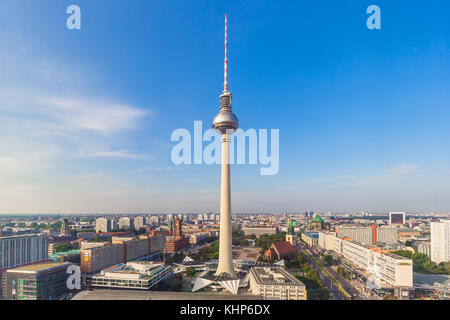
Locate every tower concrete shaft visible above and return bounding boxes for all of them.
[215,134,236,277]
[213,14,238,278]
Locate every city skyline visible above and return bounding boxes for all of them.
[1,1,450,214]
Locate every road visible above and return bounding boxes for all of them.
[300,244,365,300]
[297,244,348,300]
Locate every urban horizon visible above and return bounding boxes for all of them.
[0,0,449,307]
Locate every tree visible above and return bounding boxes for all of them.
[392,250,449,275]
[135,228,147,235]
[54,243,74,253]
[322,254,334,266]
[255,232,287,251]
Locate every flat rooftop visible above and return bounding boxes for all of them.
[0,234,46,240]
[250,266,305,287]
[7,262,70,274]
[384,252,412,261]
[72,289,262,300]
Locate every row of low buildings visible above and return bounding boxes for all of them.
[95,217,147,233]
[189,230,219,244]
[243,226,278,237]
[302,230,414,294]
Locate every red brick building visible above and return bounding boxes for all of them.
[264,241,297,261]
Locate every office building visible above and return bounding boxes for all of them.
[431,220,450,264]
[389,212,406,225]
[91,261,172,290]
[0,235,48,270]
[2,262,71,300]
[80,235,165,274]
[249,266,306,300]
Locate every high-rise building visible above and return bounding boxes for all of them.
[389,212,406,225]
[60,219,70,236]
[0,235,48,270]
[110,218,117,230]
[336,226,373,245]
[213,14,238,278]
[336,225,398,245]
[118,217,134,230]
[134,217,145,231]
[431,220,450,264]
[377,226,398,244]
[95,218,111,233]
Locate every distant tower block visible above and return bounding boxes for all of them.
[213,14,238,278]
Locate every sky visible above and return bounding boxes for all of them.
[0,0,449,214]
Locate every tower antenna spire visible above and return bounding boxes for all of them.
[224,14,228,92]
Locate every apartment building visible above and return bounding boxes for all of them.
[95,218,112,233]
[377,227,398,244]
[431,220,450,264]
[336,226,373,245]
[337,239,413,289]
[317,231,335,251]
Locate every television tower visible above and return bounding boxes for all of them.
[213,14,238,277]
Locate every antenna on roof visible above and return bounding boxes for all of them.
[224,14,228,93]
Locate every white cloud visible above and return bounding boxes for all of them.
[38,96,149,135]
[88,149,149,160]
[342,163,420,187]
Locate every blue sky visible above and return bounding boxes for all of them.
[0,0,449,214]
